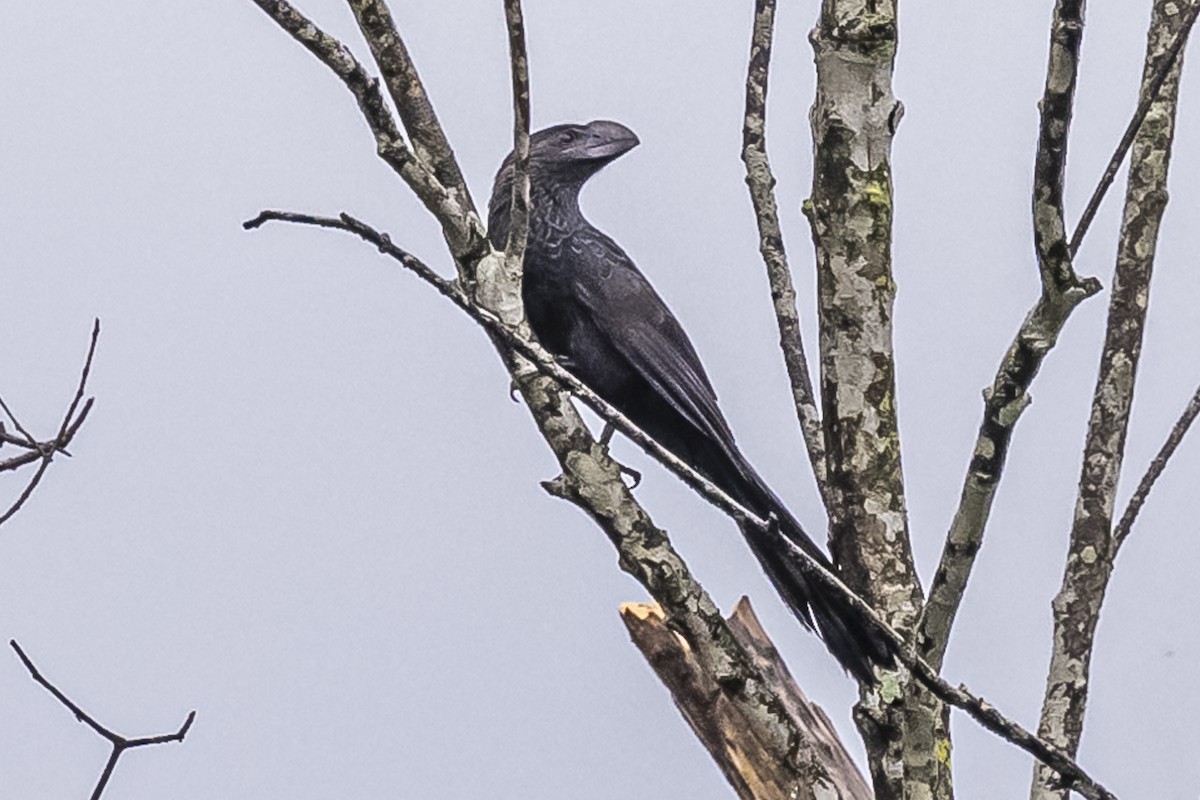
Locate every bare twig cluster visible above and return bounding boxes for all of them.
[0,319,99,526]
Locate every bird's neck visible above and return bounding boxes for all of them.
[527,179,588,251]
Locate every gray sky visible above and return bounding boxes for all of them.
[1,1,1198,797]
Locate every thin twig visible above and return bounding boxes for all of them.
[1069,0,1200,255]
[741,0,830,515]
[10,640,195,800]
[1113,382,1200,550]
[245,208,1117,799]
[502,0,531,270]
[0,321,99,526]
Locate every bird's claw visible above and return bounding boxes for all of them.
[619,463,642,489]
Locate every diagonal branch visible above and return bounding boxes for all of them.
[344,0,475,212]
[741,0,829,515]
[918,0,1103,671]
[249,0,487,261]
[245,208,1119,800]
[1112,381,1200,551]
[249,5,1123,795]
[11,640,195,800]
[1069,1,1200,255]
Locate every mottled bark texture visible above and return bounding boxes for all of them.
[805,3,946,798]
[916,0,1101,673]
[1031,1,1190,797]
[742,0,830,513]
[623,599,871,800]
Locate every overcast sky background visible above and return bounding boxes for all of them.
[1,1,1198,798]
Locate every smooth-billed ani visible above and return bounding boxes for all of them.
[488,120,893,682]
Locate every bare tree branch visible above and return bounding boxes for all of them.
[1112,382,1200,551]
[502,0,531,271]
[344,0,476,214]
[918,0,1102,672]
[0,319,99,527]
[247,5,1133,796]
[1032,7,1193,793]
[803,2,940,796]
[10,640,195,800]
[249,0,487,261]
[1069,1,1200,255]
[741,0,830,514]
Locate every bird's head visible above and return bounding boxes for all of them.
[488,120,639,247]
[493,120,640,194]
[527,120,640,178]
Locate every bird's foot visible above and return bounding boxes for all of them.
[598,421,616,446]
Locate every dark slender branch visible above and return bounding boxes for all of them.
[10,640,195,800]
[1069,0,1200,255]
[0,320,99,527]
[502,0,532,270]
[245,208,1117,798]
[0,395,38,449]
[741,0,830,516]
[1113,383,1200,550]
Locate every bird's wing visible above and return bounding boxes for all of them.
[566,229,740,451]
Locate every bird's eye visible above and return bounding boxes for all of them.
[557,130,577,145]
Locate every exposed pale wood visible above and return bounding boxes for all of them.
[622,599,871,800]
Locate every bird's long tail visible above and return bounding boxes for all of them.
[736,484,896,684]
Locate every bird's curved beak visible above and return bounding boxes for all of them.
[582,120,640,161]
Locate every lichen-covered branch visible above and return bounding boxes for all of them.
[243,7,841,789]
[248,5,1124,798]
[1031,3,1192,797]
[741,0,829,513]
[807,0,918,630]
[345,0,475,212]
[804,2,937,796]
[249,0,487,262]
[501,0,531,271]
[917,0,1102,672]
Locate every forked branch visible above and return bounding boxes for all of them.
[11,640,195,800]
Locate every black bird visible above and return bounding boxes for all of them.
[488,120,893,682]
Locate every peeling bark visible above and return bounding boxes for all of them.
[622,599,870,800]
